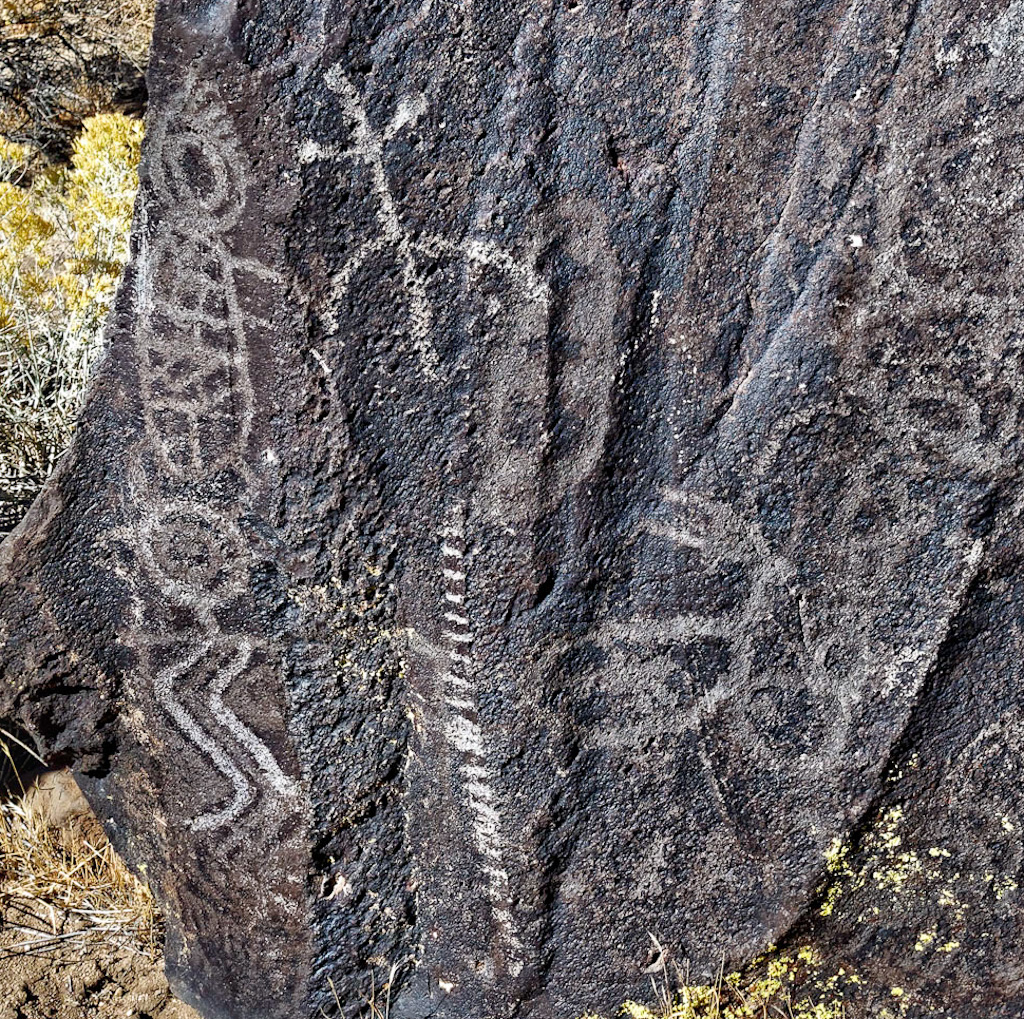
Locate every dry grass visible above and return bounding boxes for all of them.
[0,739,161,964]
[323,958,417,1019]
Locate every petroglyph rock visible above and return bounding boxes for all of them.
[2,1,1024,1017]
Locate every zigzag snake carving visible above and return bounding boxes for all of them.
[122,78,300,834]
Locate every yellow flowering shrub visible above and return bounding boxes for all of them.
[0,113,142,532]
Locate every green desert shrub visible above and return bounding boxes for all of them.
[0,113,142,532]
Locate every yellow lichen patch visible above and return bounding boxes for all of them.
[815,804,971,927]
[594,796,1018,1019]
[807,798,1024,1016]
[819,835,853,917]
[872,849,922,893]
[992,876,1018,900]
[580,946,848,1019]
[874,806,904,854]
[816,809,924,912]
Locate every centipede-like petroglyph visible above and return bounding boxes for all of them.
[296,61,545,966]
[437,509,525,976]
[121,79,301,835]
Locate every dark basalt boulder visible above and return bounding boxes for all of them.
[2,1,1023,1017]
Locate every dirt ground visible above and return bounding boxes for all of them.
[0,932,198,1019]
[0,770,200,1019]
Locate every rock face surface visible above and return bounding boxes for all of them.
[2,1,1024,1017]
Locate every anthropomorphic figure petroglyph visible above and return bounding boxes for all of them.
[4,1,1024,1018]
